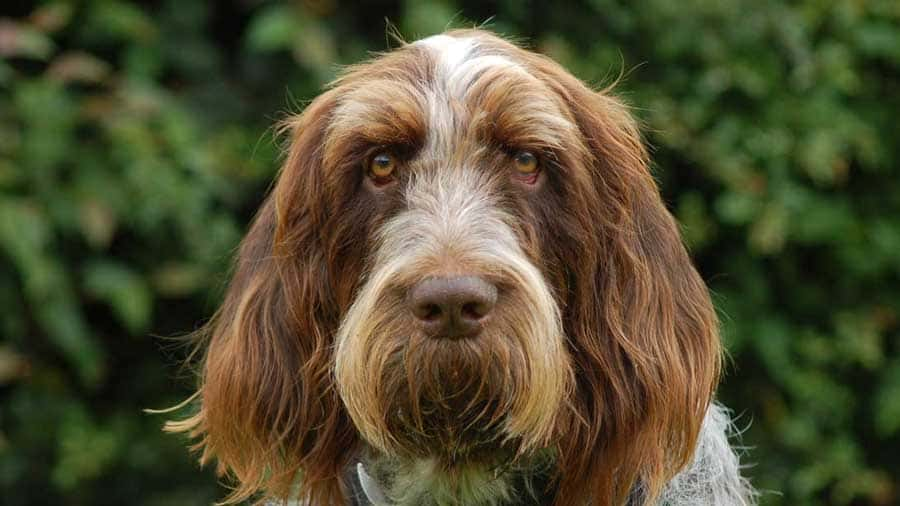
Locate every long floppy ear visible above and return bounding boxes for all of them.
[538,67,722,506]
[167,91,358,505]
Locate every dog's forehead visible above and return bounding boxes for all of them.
[410,33,574,153]
[413,33,531,98]
[325,31,578,164]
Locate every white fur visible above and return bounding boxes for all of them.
[655,403,758,505]
[416,34,529,154]
[343,403,757,506]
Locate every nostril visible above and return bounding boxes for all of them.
[411,300,442,321]
[420,303,443,321]
[461,301,488,321]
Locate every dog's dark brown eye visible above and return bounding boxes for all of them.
[367,151,396,184]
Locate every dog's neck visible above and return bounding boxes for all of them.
[357,457,552,506]
[348,404,756,506]
[354,449,555,506]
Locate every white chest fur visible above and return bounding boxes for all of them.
[348,404,756,506]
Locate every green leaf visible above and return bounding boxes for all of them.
[30,2,74,33]
[85,0,156,42]
[51,408,121,490]
[402,0,464,37]
[874,363,900,437]
[245,5,300,52]
[0,20,55,60]
[0,200,106,385]
[13,79,76,173]
[714,191,761,225]
[749,202,788,253]
[150,263,207,297]
[46,51,111,84]
[83,261,153,334]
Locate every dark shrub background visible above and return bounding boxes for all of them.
[1,1,898,505]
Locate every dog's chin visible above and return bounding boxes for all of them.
[373,335,529,465]
[386,402,519,468]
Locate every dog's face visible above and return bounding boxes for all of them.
[333,33,580,465]
[171,30,721,506]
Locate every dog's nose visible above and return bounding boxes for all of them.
[409,276,497,338]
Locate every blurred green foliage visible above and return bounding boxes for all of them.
[0,1,897,505]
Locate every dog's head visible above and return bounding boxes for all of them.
[170,30,721,506]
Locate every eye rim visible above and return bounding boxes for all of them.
[366,149,398,186]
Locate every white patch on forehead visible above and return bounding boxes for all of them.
[414,34,528,153]
[417,35,478,75]
[415,34,525,99]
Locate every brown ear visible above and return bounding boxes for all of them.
[167,92,357,505]
[539,68,722,506]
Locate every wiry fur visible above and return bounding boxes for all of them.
[656,404,757,506]
[268,405,756,505]
[346,404,755,506]
[167,29,755,506]
[358,449,554,506]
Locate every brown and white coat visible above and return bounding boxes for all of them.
[168,30,756,506]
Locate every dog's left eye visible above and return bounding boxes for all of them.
[367,151,397,185]
[513,150,539,174]
[512,150,541,184]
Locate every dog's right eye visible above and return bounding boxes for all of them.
[367,151,397,186]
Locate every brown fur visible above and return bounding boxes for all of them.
[167,30,721,506]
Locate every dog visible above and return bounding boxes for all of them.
[167,29,756,506]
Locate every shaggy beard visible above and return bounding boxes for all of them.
[379,329,532,464]
[335,276,571,466]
